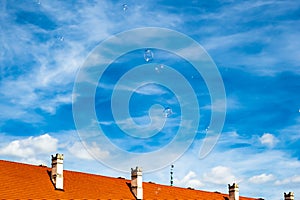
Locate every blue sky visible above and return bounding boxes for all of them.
[0,0,300,199]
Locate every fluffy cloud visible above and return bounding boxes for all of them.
[203,166,236,185]
[174,171,204,188]
[249,173,275,184]
[0,134,58,158]
[68,141,109,160]
[259,133,279,148]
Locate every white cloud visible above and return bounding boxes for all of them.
[259,133,279,148]
[111,109,181,139]
[202,99,226,113]
[203,166,236,185]
[202,97,241,113]
[174,171,204,188]
[68,141,109,160]
[0,134,58,158]
[196,0,300,75]
[279,118,300,141]
[249,173,275,184]
[0,47,80,117]
[0,0,187,124]
[20,157,46,166]
[39,93,72,115]
[0,104,43,123]
[275,175,300,185]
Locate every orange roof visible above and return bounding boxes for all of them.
[0,159,258,199]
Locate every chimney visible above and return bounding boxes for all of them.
[284,192,294,200]
[131,166,143,200]
[51,153,64,190]
[228,183,239,200]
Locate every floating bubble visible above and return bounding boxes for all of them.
[163,107,172,118]
[144,49,153,62]
[122,4,128,11]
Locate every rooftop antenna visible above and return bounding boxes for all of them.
[170,164,174,186]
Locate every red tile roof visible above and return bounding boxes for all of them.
[0,159,258,199]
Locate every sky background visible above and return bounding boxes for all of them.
[1,0,300,199]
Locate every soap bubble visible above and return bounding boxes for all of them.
[163,107,173,118]
[122,4,128,11]
[144,49,153,62]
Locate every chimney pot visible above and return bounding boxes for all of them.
[51,153,64,190]
[131,166,143,200]
[228,183,239,200]
[284,192,294,200]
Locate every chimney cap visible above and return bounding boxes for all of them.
[284,192,294,196]
[52,153,64,160]
[131,166,142,172]
[228,183,239,189]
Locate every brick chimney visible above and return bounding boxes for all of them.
[284,192,294,200]
[228,183,239,200]
[51,153,64,190]
[131,166,143,200]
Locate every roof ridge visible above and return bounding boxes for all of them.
[0,159,50,169]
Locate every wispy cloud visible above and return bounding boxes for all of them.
[186,0,300,75]
[201,97,241,112]
[249,173,275,184]
[275,175,300,186]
